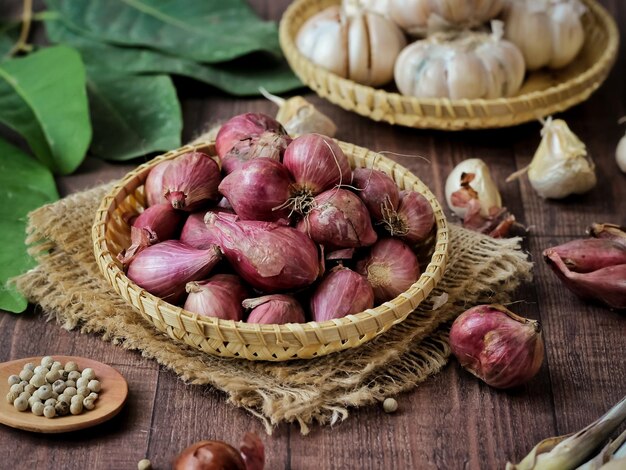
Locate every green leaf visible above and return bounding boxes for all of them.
[46,0,281,64]
[88,74,182,160]
[46,19,302,96]
[0,138,59,313]
[0,45,91,174]
[0,22,20,58]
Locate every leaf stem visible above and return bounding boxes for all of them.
[8,0,33,57]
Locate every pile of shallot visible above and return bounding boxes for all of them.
[120,112,435,325]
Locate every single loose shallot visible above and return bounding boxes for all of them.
[311,266,374,321]
[118,204,185,265]
[219,158,293,223]
[382,190,435,244]
[180,211,237,250]
[145,160,171,207]
[215,113,287,159]
[173,433,264,470]
[282,134,352,214]
[205,213,320,292]
[356,238,420,303]
[162,151,221,211]
[127,240,221,303]
[184,274,248,321]
[351,168,400,221]
[221,131,291,175]
[449,304,544,389]
[244,295,306,324]
[298,189,377,249]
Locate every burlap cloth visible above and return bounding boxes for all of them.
[14,183,532,434]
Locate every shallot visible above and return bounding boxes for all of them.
[173,433,264,470]
[298,189,377,249]
[351,168,400,221]
[162,151,221,211]
[244,295,306,324]
[145,159,171,207]
[184,274,248,321]
[382,190,434,244]
[221,131,291,175]
[311,266,374,321]
[449,304,544,389]
[356,238,420,303]
[180,211,237,250]
[219,159,292,223]
[205,213,320,292]
[118,204,185,265]
[215,113,287,159]
[588,223,626,247]
[127,241,221,303]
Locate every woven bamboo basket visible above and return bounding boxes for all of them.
[279,0,619,130]
[92,140,449,361]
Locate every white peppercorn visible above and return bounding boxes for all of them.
[382,397,398,413]
[81,368,96,381]
[51,391,59,399]
[137,459,152,470]
[63,386,77,397]
[28,395,41,408]
[76,377,89,389]
[77,386,89,397]
[88,392,99,401]
[6,391,19,404]
[29,374,46,388]
[88,380,101,393]
[68,371,81,382]
[71,394,84,405]
[57,394,71,405]
[36,385,53,400]
[65,380,76,388]
[9,383,23,394]
[55,401,69,416]
[19,380,28,387]
[59,370,69,381]
[41,356,54,368]
[64,361,78,372]
[44,398,57,407]
[19,369,34,381]
[23,362,35,371]
[52,379,66,394]
[70,401,83,415]
[83,397,96,410]
[31,402,45,416]
[13,396,28,411]
[43,405,56,418]
[50,361,62,372]
[7,375,20,386]
[34,365,49,376]
[24,384,36,395]
[19,392,31,402]
[45,370,59,384]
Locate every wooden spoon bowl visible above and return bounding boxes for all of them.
[0,356,128,433]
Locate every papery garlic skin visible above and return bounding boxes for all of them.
[502,0,586,70]
[297,6,406,86]
[344,0,502,36]
[445,158,502,218]
[394,26,525,99]
[527,118,596,199]
[616,135,626,173]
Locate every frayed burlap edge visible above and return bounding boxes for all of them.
[13,184,532,434]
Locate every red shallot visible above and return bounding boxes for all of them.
[180,211,230,250]
[145,159,171,207]
[219,158,292,223]
[221,131,291,175]
[351,168,400,221]
[588,223,626,247]
[215,112,287,159]
[382,190,435,244]
[118,203,185,265]
[205,213,320,292]
[356,238,420,303]
[184,274,248,321]
[127,241,221,303]
[310,266,374,321]
[162,151,221,211]
[449,304,544,389]
[173,433,264,470]
[297,189,377,249]
[244,295,306,324]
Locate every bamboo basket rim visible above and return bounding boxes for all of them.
[91,140,449,360]
[278,0,619,130]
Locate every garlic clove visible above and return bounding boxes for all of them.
[445,158,502,218]
[365,11,407,86]
[616,134,626,173]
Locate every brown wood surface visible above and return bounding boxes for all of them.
[1,1,625,468]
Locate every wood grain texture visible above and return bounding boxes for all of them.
[1,0,625,468]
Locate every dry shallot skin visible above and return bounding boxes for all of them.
[222,131,291,175]
[311,266,375,322]
[543,249,626,310]
[205,212,320,292]
[355,238,420,303]
[282,134,352,197]
[588,223,626,247]
[546,238,626,273]
[118,203,186,265]
[162,151,221,211]
[145,160,171,207]
[180,211,237,249]
[384,190,435,244]
[297,188,378,249]
[351,168,400,220]
[449,304,545,389]
[126,241,222,304]
[218,158,293,223]
[184,274,249,321]
[244,295,306,324]
[215,112,287,159]
[173,440,246,470]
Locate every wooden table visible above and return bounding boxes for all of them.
[1,1,625,468]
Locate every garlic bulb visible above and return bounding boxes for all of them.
[616,134,626,173]
[394,22,525,99]
[296,6,406,87]
[344,0,503,36]
[507,118,596,199]
[502,0,586,70]
[445,158,502,218]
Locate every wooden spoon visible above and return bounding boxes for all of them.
[0,356,128,433]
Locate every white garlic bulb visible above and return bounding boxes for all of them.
[394,22,525,99]
[296,6,406,87]
[508,118,596,199]
[343,0,503,36]
[615,134,626,173]
[502,0,586,70]
[445,158,502,218]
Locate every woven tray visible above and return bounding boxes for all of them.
[279,0,619,130]
[92,140,449,361]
